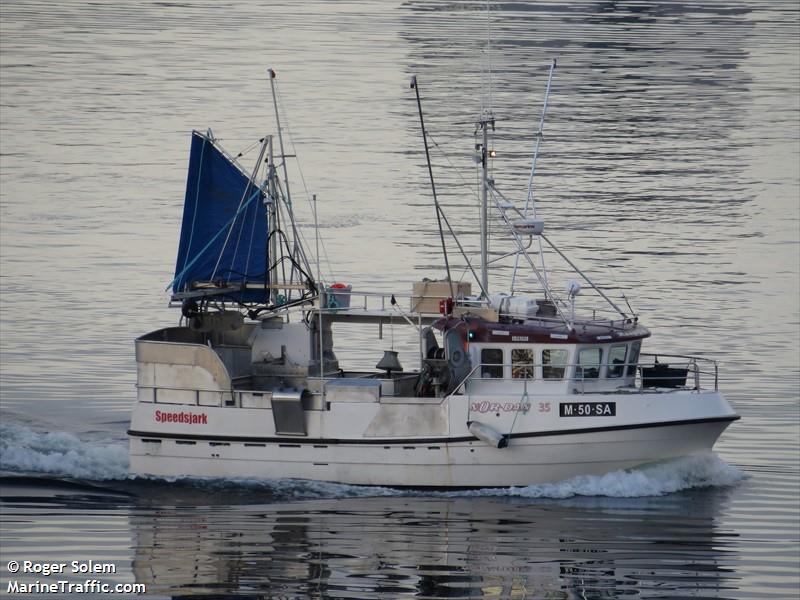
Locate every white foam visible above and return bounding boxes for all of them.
[0,423,129,481]
[463,453,745,499]
[198,453,744,500]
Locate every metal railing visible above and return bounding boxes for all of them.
[319,289,432,313]
[138,351,719,409]
[452,353,719,394]
[640,352,719,391]
[140,385,276,408]
[139,385,232,405]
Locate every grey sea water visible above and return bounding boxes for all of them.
[1,1,798,598]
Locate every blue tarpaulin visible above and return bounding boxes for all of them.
[172,131,269,303]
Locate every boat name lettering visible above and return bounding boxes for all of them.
[559,402,616,417]
[471,401,531,414]
[155,410,208,424]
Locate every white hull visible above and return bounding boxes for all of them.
[129,392,736,488]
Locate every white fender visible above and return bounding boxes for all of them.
[468,420,509,449]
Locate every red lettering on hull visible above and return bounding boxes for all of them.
[155,410,208,425]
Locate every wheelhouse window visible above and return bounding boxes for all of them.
[607,345,628,378]
[542,349,568,379]
[481,348,504,379]
[511,348,534,379]
[576,347,602,379]
[627,340,642,377]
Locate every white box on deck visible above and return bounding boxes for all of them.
[411,279,472,313]
[507,296,540,317]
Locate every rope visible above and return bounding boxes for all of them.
[242,186,261,284]
[226,201,250,284]
[426,131,481,203]
[584,225,627,317]
[233,138,263,160]
[505,385,530,447]
[216,139,268,284]
[273,83,337,282]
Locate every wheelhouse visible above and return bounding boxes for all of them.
[434,315,651,394]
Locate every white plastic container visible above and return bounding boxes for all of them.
[506,295,540,317]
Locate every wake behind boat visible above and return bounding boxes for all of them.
[128,66,738,488]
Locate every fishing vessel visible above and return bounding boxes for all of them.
[128,66,738,487]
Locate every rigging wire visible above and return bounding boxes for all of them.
[228,156,265,285]
[211,140,268,283]
[242,181,264,283]
[425,120,588,313]
[426,131,481,203]
[411,75,455,300]
[272,81,337,282]
[425,129,547,297]
[233,137,265,161]
[166,187,263,293]
[424,130,483,284]
[582,224,632,316]
[512,59,557,296]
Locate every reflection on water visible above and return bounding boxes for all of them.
[131,495,741,599]
[0,477,740,599]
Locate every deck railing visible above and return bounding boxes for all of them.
[139,352,719,408]
[454,353,719,394]
[315,289,635,328]
[640,352,719,391]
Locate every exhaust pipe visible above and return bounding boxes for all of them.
[468,421,509,449]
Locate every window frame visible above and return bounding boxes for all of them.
[626,340,642,378]
[480,347,504,379]
[576,346,603,380]
[542,348,569,380]
[607,344,628,379]
[511,347,535,379]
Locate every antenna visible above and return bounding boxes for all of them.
[485,0,493,115]
[314,193,324,380]
[511,58,557,295]
[265,68,315,296]
[477,111,493,296]
[268,69,292,208]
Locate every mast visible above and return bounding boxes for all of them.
[478,0,494,298]
[478,111,493,297]
[268,69,292,208]
[266,135,279,306]
[314,193,324,379]
[265,68,315,299]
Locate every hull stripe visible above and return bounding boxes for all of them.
[128,415,739,446]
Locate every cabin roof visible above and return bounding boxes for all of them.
[434,315,650,345]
